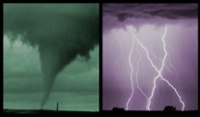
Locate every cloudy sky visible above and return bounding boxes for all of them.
[103,3,197,32]
[3,35,99,111]
[103,3,198,111]
[3,3,99,112]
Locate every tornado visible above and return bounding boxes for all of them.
[3,3,99,108]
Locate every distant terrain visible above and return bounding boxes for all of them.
[3,109,98,116]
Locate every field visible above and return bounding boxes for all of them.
[3,109,98,116]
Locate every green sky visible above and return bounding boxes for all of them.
[3,3,99,112]
[3,36,99,111]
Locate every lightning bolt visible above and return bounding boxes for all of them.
[126,25,185,111]
[148,48,176,77]
[135,44,148,100]
[151,45,185,91]
[167,53,187,91]
[126,36,135,110]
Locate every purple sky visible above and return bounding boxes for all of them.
[103,3,198,111]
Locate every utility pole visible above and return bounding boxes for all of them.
[56,102,59,112]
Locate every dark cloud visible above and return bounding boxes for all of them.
[4,3,99,108]
[103,3,198,21]
[4,38,98,93]
[145,8,198,19]
[116,13,134,22]
[103,3,198,32]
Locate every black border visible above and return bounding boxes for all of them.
[99,2,103,113]
[2,0,200,116]
[1,1,3,116]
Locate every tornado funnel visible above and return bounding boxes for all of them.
[4,3,99,109]
[39,41,77,108]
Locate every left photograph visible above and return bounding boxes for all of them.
[3,3,99,113]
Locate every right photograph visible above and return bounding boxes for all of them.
[103,3,198,111]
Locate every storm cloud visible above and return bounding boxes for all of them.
[103,3,198,31]
[4,36,99,111]
[103,3,198,110]
[4,3,99,109]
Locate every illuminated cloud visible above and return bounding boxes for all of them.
[103,3,198,111]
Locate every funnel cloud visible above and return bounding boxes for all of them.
[4,3,99,109]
